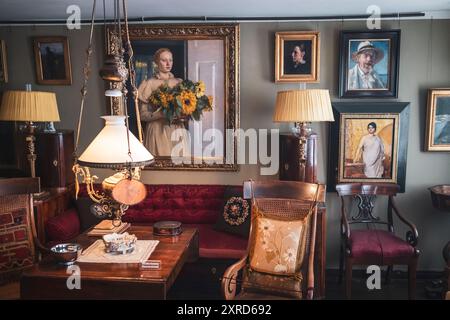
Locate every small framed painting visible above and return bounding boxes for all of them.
[33,36,72,85]
[275,31,320,83]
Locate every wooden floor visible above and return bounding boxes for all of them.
[0,270,445,300]
[0,282,19,300]
[169,264,444,300]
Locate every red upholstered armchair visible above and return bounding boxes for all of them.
[336,183,419,299]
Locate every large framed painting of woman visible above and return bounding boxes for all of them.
[327,102,410,193]
[106,24,239,171]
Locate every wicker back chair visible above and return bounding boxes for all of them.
[221,180,326,300]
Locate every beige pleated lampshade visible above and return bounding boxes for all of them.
[78,116,154,169]
[273,89,334,122]
[0,90,60,122]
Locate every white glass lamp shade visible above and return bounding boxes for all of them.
[105,89,122,97]
[78,115,154,169]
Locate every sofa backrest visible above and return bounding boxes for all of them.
[123,184,235,224]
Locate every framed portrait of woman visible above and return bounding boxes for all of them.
[275,31,320,83]
[106,24,240,171]
[327,102,410,192]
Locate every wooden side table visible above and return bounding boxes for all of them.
[21,226,199,300]
[33,185,74,244]
[15,130,74,189]
[279,134,327,299]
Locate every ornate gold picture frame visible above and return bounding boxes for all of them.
[0,40,8,83]
[425,88,450,151]
[275,31,319,83]
[106,24,240,171]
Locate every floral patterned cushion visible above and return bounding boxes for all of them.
[213,186,251,238]
[248,210,310,276]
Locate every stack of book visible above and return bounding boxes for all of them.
[87,220,131,236]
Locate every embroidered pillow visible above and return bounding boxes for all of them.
[74,197,105,232]
[213,186,251,238]
[248,206,310,276]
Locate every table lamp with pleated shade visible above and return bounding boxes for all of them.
[0,89,60,197]
[273,89,334,182]
[273,89,334,123]
[0,90,60,123]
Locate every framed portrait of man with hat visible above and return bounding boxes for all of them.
[339,30,400,98]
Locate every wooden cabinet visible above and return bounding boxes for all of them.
[16,130,74,188]
[279,133,318,182]
[279,133,301,181]
[279,133,326,298]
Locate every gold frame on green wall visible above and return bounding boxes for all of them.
[105,24,240,171]
[0,40,8,83]
[425,88,450,152]
[275,31,320,83]
[33,36,72,85]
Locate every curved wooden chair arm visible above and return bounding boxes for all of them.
[390,197,419,247]
[340,198,351,240]
[306,207,318,300]
[29,196,52,258]
[221,254,248,300]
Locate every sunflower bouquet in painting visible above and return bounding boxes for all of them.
[149,79,213,124]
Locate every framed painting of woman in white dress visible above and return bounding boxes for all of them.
[105,24,239,171]
[327,102,410,193]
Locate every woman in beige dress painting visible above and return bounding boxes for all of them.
[137,48,190,157]
[353,122,385,178]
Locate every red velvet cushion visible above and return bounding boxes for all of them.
[45,208,80,242]
[349,229,415,264]
[123,185,227,224]
[186,224,248,259]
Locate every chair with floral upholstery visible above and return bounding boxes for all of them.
[336,183,419,299]
[221,180,326,300]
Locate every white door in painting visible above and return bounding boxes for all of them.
[187,40,224,159]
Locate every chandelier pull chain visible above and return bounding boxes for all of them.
[72,0,97,200]
[122,0,144,144]
[74,0,97,160]
[71,0,153,222]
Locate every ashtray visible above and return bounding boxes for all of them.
[102,232,137,254]
[50,243,82,265]
[153,221,182,236]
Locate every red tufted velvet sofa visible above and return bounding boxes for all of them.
[45,184,248,260]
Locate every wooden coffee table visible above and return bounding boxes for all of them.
[20,225,198,299]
